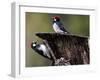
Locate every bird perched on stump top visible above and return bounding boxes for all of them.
[52,16,70,33]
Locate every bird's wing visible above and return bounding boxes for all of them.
[56,22,69,33]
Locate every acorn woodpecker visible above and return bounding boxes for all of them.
[31,41,52,60]
[52,16,70,33]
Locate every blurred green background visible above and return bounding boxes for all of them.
[26,12,89,67]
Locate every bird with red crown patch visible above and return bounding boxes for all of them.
[52,16,70,33]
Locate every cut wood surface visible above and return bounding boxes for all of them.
[36,32,89,65]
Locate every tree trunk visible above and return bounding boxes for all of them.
[36,32,89,65]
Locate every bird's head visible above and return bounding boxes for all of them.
[52,16,60,22]
[31,41,37,48]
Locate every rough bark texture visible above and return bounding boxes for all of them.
[36,32,89,65]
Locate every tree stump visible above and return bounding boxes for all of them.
[36,32,89,65]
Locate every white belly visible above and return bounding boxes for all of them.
[53,23,64,33]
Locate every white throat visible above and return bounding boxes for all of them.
[54,19,56,21]
[33,43,36,47]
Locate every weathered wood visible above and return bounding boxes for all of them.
[36,32,89,65]
[43,40,56,61]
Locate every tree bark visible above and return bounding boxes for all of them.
[36,32,89,65]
